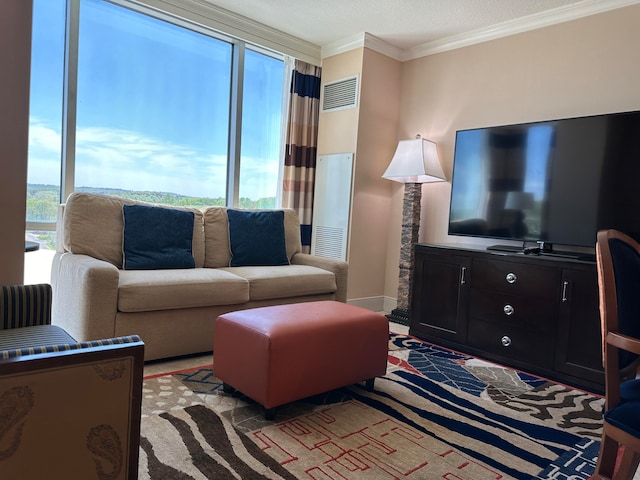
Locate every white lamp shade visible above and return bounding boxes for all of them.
[382,137,446,183]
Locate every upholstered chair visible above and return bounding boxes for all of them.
[0,283,145,480]
[591,230,640,479]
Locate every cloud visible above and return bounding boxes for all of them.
[28,119,281,200]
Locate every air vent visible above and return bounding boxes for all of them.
[321,75,359,112]
[312,226,345,259]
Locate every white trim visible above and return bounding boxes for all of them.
[122,0,322,65]
[113,0,640,64]
[321,32,402,60]
[402,0,640,61]
[327,0,640,61]
[347,296,387,313]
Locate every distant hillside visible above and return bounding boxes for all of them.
[26,184,277,223]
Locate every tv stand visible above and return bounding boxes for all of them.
[410,243,604,393]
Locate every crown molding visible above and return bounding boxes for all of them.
[323,0,640,62]
[321,32,403,60]
[401,0,640,61]
[126,0,323,65]
[117,0,640,65]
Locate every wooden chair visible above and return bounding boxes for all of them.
[0,284,145,480]
[591,229,640,479]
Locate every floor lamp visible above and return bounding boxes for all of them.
[382,135,446,325]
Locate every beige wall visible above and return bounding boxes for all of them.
[318,48,402,303]
[350,49,402,300]
[381,3,640,301]
[0,1,32,284]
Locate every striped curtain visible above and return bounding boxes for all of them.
[282,60,322,253]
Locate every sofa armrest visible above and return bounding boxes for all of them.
[291,253,348,302]
[51,252,120,341]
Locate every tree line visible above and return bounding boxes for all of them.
[26,184,277,222]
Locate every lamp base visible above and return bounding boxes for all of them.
[386,308,410,326]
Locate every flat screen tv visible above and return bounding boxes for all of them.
[448,109,640,254]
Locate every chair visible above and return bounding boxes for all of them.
[0,284,145,480]
[591,230,640,479]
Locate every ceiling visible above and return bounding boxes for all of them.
[197,0,634,59]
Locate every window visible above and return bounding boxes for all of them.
[27,0,65,226]
[26,0,287,282]
[239,49,284,208]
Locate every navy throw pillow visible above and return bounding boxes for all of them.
[227,210,289,267]
[123,204,195,270]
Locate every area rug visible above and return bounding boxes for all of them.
[138,332,604,479]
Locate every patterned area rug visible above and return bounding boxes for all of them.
[138,332,604,480]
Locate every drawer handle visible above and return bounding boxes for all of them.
[505,272,517,284]
[460,266,467,285]
[503,304,514,316]
[501,335,512,347]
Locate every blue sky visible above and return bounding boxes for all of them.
[28,0,284,200]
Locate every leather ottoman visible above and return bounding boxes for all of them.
[213,300,389,419]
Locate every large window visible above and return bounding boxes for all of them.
[26,0,286,282]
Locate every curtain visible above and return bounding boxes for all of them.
[282,59,322,253]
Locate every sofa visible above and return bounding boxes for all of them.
[51,192,348,361]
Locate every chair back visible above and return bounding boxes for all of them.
[0,284,52,329]
[594,228,640,479]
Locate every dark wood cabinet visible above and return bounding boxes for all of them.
[409,244,604,393]
[411,250,470,343]
[554,266,604,385]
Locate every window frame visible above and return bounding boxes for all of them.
[26,0,288,234]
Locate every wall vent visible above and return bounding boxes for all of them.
[312,226,345,259]
[321,75,359,112]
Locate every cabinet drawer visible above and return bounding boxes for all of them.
[469,289,556,333]
[471,258,559,297]
[467,319,554,368]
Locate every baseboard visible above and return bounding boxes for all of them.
[347,296,395,314]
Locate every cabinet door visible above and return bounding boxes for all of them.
[410,249,471,344]
[555,266,604,390]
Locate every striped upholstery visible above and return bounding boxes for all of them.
[0,324,74,351]
[0,284,52,329]
[0,333,142,359]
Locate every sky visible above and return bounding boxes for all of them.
[28,0,284,200]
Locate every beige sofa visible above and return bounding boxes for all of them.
[51,192,348,360]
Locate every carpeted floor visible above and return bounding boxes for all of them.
[139,331,605,479]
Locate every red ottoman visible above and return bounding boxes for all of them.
[213,300,388,419]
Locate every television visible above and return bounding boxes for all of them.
[448,109,640,256]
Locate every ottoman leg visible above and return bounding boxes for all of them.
[222,382,234,393]
[365,378,375,391]
[264,407,276,421]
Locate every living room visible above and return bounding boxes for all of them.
[3,1,640,478]
[3,1,640,310]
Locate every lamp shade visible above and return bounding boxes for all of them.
[382,137,446,183]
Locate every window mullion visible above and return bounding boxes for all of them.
[227,42,244,208]
[60,0,80,204]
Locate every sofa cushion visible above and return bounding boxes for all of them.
[219,265,337,301]
[117,269,249,312]
[123,204,195,270]
[227,209,289,267]
[202,207,302,268]
[63,192,205,268]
